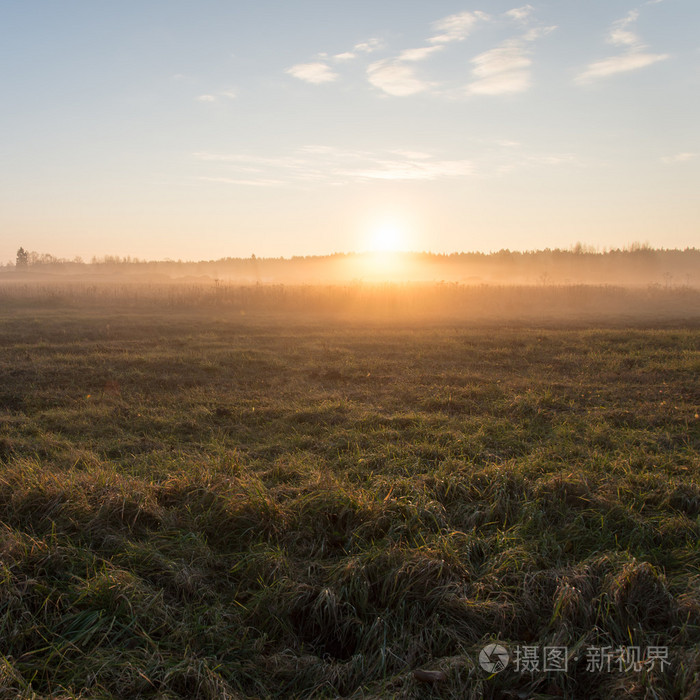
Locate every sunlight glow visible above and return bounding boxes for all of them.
[357,217,412,279]
[367,221,406,252]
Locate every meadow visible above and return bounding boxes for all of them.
[0,283,698,699]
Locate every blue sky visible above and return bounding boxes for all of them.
[1,1,698,261]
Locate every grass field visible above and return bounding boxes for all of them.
[0,287,699,698]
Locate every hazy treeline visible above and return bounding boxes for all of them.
[1,281,698,324]
[3,246,699,287]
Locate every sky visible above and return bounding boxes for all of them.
[1,0,698,262]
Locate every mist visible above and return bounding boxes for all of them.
[2,246,699,324]
[4,247,699,288]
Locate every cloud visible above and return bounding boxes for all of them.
[390,149,433,160]
[460,17,554,96]
[608,27,640,47]
[367,59,430,96]
[285,38,381,87]
[283,8,555,99]
[467,43,533,95]
[523,26,557,41]
[195,147,474,186]
[429,11,487,44]
[505,5,535,22]
[527,154,577,166]
[576,51,668,83]
[196,89,236,103]
[608,10,641,47]
[195,142,579,187]
[363,11,486,96]
[469,70,532,95]
[485,145,581,176]
[576,8,668,83]
[286,62,338,84]
[199,176,285,187]
[661,152,697,164]
[472,44,532,77]
[354,38,384,53]
[399,46,444,62]
[351,158,473,180]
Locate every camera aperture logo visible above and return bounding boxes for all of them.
[479,643,509,673]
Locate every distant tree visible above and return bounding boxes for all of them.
[571,242,597,255]
[16,247,28,269]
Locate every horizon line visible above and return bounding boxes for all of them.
[7,244,700,266]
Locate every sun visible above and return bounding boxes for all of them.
[367,221,406,252]
[358,218,411,279]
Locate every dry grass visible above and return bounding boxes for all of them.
[0,288,698,698]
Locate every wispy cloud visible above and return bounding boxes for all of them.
[399,45,444,62]
[352,158,473,180]
[661,152,697,164]
[608,10,641,47]
[195,142,577,187]
[464,19,556,98]
[362,10,475,96]
[457,8,555,97]
[198,176,285,187]
[196,89,236,103]
[354,38,384,53]
[468,43,532,95]
[286,38,381,84]
[390,149,433,160]
[286,62,338,84]
[366,9,490,96]
[195,147,474,186]
[576,7,668,84]
[523,25,556,42]
[486,146,581,176]
[504,5,535,23]
[429,11,488,44]
[367,59,431,96]
[577,51,668,82]
[285,8,555,99]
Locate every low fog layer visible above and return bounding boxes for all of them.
[3,247,699,287]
